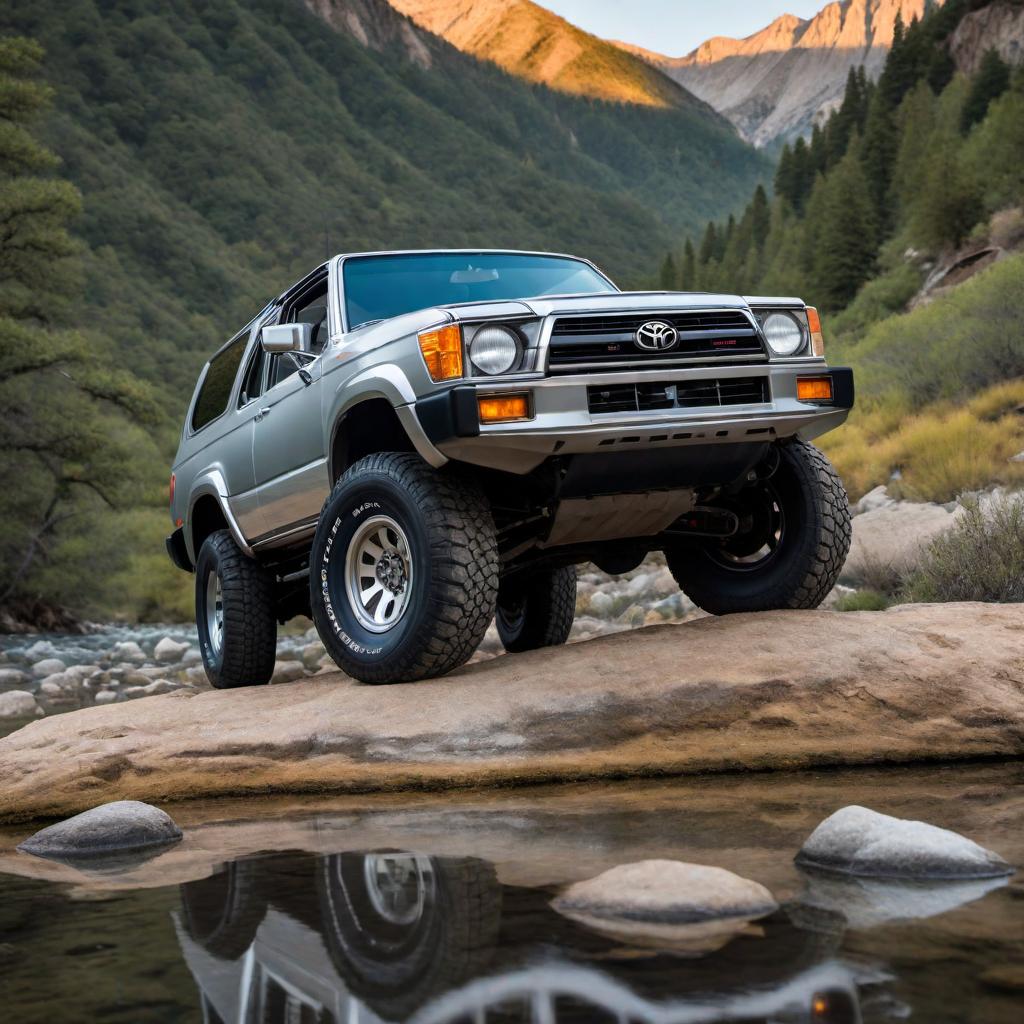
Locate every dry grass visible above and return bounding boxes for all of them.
[821,382,1024,502]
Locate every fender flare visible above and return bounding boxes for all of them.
[328,365,448,473]
[186,469,254,562]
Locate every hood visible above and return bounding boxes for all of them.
[435,291,803,323]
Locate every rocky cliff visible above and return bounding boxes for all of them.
[621,0,940,146]
[386,0,713,111]
[948,0,1024,74]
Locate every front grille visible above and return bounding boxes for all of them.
[588,376,770,416]
[549,310,764,373]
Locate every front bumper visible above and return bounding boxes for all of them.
[415,364,854,474]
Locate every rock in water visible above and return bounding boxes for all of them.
[796,806,1013,880]
[17,800,183,859]
[553,859,776,924]
[153,637,190,664]
[0,691,40,720]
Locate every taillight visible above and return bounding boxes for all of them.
[169,473,176,507]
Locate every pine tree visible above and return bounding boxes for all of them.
[827,67,868,166]
[805,147,878,311]
[659,252,678,290]
[809,123,828,176]
[909,132,982,250]
[791,136,815,213]
[860,92,897,224]
[961,49,1011,133]
[749,184,770,252]
[774,143,796,206]
[680,239,696,291]
[0,37,156,616]
[698,221,718,266]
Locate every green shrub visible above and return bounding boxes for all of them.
[835,589,892,612]
[903,495,1024,603]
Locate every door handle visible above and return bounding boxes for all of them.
[256,406,271,422]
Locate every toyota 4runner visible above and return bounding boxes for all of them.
[167,250,854,686]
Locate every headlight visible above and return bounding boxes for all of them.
[470,326,520,375]
[761,312,805,357]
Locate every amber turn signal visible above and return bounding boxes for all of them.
[797,376,833,402]
[418,324,463,381]
[806,305,825,356]
[478,394,531,423]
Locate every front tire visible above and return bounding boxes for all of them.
[310,453,499,684]
[195,530,277,688]
[496,567,577,653]
[666,440,851,614]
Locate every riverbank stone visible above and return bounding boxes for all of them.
[552,860,778,953]
[0,690,40,720]
[154,637,190,663]
[796,805,1014,880]
[553,860,778,924]
[0,667,30,691]
[32,657,66,678]
[17,800,183,860]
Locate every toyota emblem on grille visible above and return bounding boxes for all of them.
[635,320,678,352]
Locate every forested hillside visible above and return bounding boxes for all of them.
[0,0,766,420]
[0,0,767,625]
[664,0,1024,505]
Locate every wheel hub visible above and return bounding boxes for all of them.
[344,515,414,633]
[375,551,407,595]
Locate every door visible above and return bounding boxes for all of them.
[252,280,332,540]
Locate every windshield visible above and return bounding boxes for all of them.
[342,252,615,329]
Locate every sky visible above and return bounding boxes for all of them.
[533,1,826,56]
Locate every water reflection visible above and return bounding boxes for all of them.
[175,850,884,1024]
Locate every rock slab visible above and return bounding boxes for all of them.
[0,603,1022,823]
[17,800,183,859]
[796,805,1014,880]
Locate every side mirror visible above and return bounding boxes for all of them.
[261,322,312,354]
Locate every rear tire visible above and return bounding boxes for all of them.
[310,453,499,684]
[195,530,277,688]
[666,440,851,614]
[496,567,577,653]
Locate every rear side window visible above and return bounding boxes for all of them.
[191,336,247,431]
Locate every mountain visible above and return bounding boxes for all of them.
[0,0,768,418]
[619,0,942,146]
[387,0,710,110]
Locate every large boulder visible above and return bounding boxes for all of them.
[796,805,1013,880]
[0,690,40,720]
[17,800,182,859]
[0,603,1022,823]
[552,860,777,953]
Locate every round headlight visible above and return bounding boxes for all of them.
[761,312,805,357]
[470,326,520,375]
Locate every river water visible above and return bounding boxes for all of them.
[0,762,1021,1023]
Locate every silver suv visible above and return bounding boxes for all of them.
[168,250,854,687]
